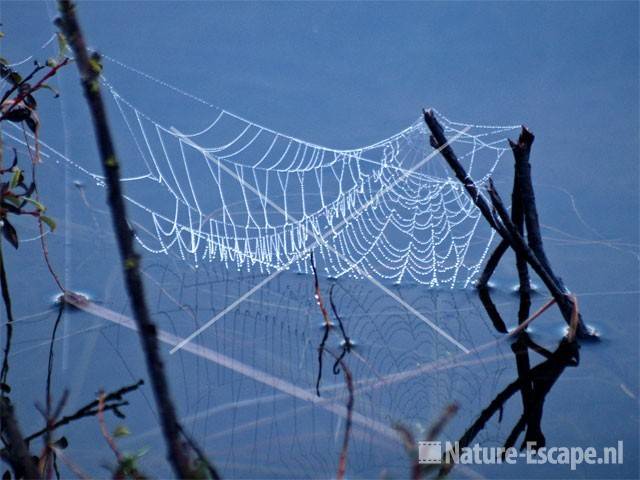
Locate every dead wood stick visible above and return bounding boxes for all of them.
[486,181,591,338]
[477,129,531,291]
[510,128,556,281]
[423,109,592,338]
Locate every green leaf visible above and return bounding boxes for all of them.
[23,196,45,212]
[40,215,56,232]
[113,425,130,438]
[9,168,22,189]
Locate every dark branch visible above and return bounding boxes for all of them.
[423,109,593,338]
[56,3,207,475]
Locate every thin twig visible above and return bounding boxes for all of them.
[98,392,123,463]
[325,349,354,480]
[51,447,90,480]
[310,252,331,396]
[43,303,65,479]
[56,2,204,477]
[21,128,65,292]
[426,404,459,442]
[486,180,590,337]
[25,380,143,444]
[329,284,351,375]
[0,241,14,390]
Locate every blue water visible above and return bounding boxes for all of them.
[0,1,637,478]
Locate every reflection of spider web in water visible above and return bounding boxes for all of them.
[102,250,513,478]
[5,156,513,478]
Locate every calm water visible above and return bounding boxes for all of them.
[0,1,638,478]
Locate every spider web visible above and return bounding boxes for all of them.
[4,52,520,289]
[0,17,605,479]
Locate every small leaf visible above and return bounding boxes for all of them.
[2,220,18,249]
[113,425,130,438]
[23,196,45,211]
[8,71,21,86]
[46,58,58,68]
[25,112,39,134]
[9,168,22,189]
[23,94,36,109]
[52,436,68,449]
[0,382,11,394]
[0,64,11,79]
[40,215,56,232]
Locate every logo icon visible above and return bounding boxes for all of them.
[419,441,442,464]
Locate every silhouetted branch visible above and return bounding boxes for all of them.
[25,380,144,444]
[486,180,590,338]
[423,109,593,339]
[477,287,508,334]
[477,128,532,291]
[439,337,578,477]
[56,2,209,477]
[476,241,508,288]
[0,241,14,392]
[42,302,65,478]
